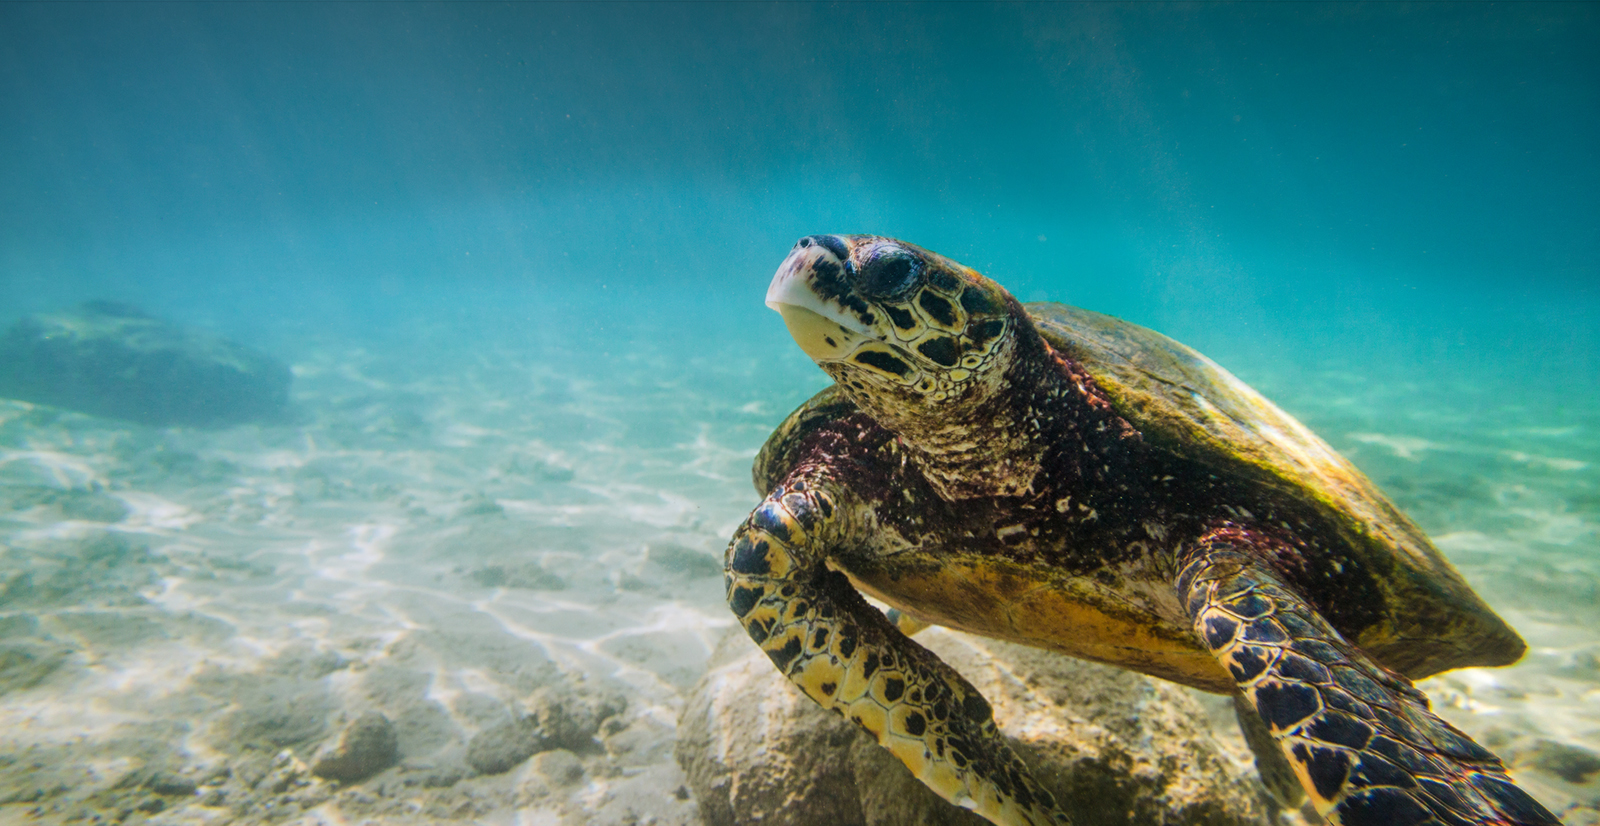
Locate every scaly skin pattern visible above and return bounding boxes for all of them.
[725,473,1069,825]
[1179,534,1559,825]
[733,234,1558,825]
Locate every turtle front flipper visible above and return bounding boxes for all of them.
[1177,536,1559,826]
[726,475,1068,826]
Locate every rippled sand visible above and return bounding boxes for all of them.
[0,326,1595,824]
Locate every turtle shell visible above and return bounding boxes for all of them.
[1026,302,1523,678]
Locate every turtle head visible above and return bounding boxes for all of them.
[766,235,1024,416]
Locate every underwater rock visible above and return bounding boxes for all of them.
[529,749,585,787]
[677,628,1271,826]
[1518,739,1600,784]
[311,711,401,783]
[142,770,198,797]
[0,639,73,695]
[466,716,548,775]
[0,300,291,427]
[211,675,334,753]
[464,686,625,775]
[527,683,626,752]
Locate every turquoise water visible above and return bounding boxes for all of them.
[1,4,1596,824]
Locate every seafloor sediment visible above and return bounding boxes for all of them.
[0,328,1595,825]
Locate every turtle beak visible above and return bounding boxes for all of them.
[767,236,872,361]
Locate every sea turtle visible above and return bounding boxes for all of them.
[725,235,1559,826]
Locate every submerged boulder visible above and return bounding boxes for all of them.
[677,627,1272,826]
[467,715,548,775]
[0,301,290,427]
[311,711,401,783]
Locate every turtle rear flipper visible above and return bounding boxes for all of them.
[1178,534,1559,826]
[726,474,1068,826]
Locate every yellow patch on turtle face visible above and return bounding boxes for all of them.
[845,341,924,386]
[774,303,869,362]
[767,239,1014,405]
[910,288,965,333]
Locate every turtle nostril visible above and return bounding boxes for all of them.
[796,237,812,249]
[806,235,850,262]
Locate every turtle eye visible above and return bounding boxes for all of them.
[857,247,921,298]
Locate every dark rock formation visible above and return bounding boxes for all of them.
[466,716,547,775]
[527,684,626,752]
[142,770,198,797]
[464,685,625,775]
[530,749,585,786]
[0,638,72,695]
[311,711,401,783]
[0,301,290,427]
[677,628,1273,826]
[1518,739,1600,785]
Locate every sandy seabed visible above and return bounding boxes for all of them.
[0,329,1596,825]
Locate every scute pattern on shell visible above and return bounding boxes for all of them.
[1026,303,1522,679]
